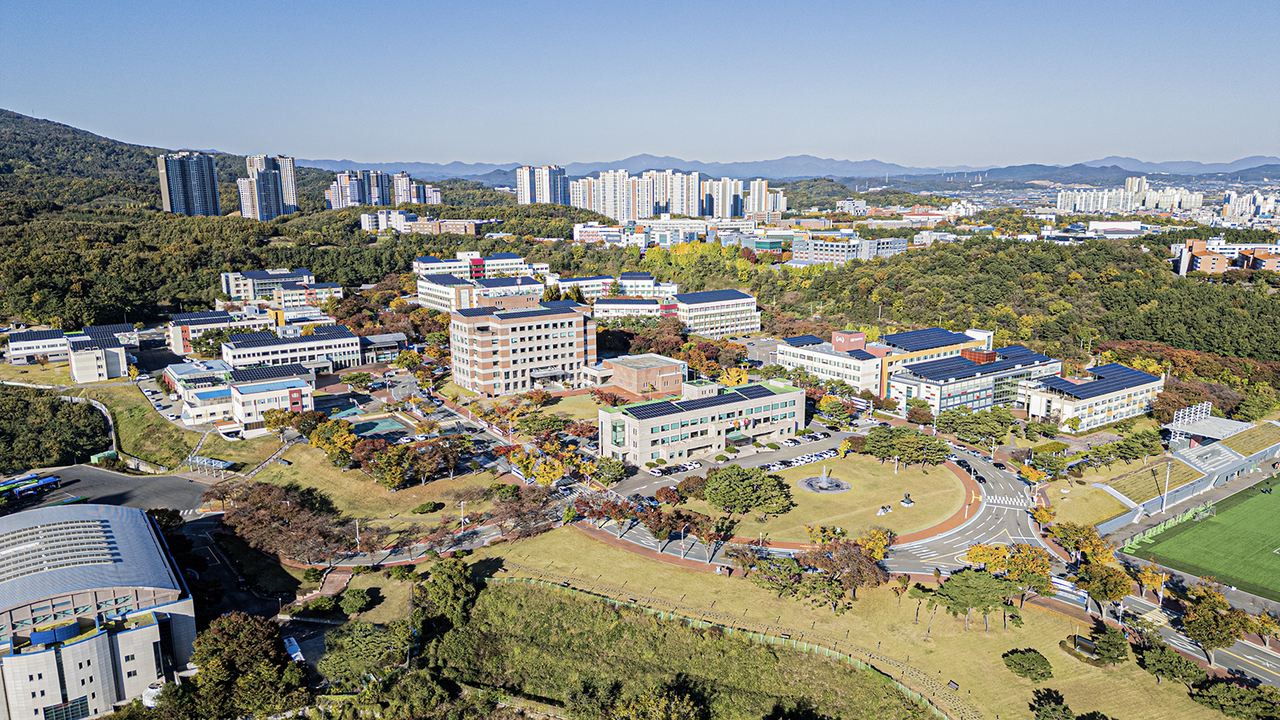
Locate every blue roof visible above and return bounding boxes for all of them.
[418,273,470,285]
[1036,363,1161,399]
[475,276,542,289]
[167,359,233,377]
[899,346,1056,383]
[226,325,354,349]
[84,323,133,337]
[784,334,825,347]
[540,301,585,309]
[415,256,444,263]
[0,505,181,612]
[672,289,753,305]
[278,282,342,291]
[620,272,652,279]
[8,329,65,343]
[240,268,311,280]
[194,388,232,400]
[233,378,309,395]
[559,275,612,283]
[880,328,972,352]
[486,252,521,260]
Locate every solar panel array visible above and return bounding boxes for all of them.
[622,384,785,420]
[735,384,777,400]
[84,323,132,337]
[784,334,825,347]
[1036,363,1160,399]
[902,345,1055,382]
[9,329,65,342]
[230,364,310,383]
[880,327,970,352]
[672,289,751,305]
[227,326,354,349]
[171,311,231,323]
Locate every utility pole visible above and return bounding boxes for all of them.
[1159,460,1172,514]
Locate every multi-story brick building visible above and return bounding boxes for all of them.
[449,305,596,397]
[598,379,804,465]
[672,289,761,339]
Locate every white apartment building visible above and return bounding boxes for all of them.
[220,268,315,301]
[673,289,760,339]
[598,379,804,465]
[449,305,597,397]
[1022,363,1164,434]
[702,177,744,218]
[745,179,787,214]
[774,333,882,393]
[221,325,361,370]
[167,310,274,355]
[515,165,568,205]
[271,282,344,309]
[411,251,550,280]
[1056,188,1137,214]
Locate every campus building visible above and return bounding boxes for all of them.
[270,282,344,309]
[617,272,679,298]
[411,252,550,280]
[416,274,546,314]
[870,328,993,396]
[887,345,1062,417]
[67,332,128,384]
[5,330,71,365]
[789,235,909,264]
[0,504,197,717]
[448,305,597,397]
[1021,363,1164,433]
[774,332,881,393]
[583,354,687,396]
[598,379,804,465]
[220,269,316,302]
[220,324,361,372]
[672,289,761,339]
[166,311,274,355]
[590,298,672,321]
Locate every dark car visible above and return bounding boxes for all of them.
[994,462,1007,470]
[975,475,987,484]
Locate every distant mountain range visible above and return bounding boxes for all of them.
[296,152,1280,183]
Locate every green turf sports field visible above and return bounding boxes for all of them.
[1142,478,1280,602]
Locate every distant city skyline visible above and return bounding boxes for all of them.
[3,0,1277,167]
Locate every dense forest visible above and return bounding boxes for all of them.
[0,387,110,472]
[772,177,952,211]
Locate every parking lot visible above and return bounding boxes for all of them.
[31,464,206,513]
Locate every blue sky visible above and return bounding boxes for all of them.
[2,0,1277,166]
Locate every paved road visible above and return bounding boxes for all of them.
[33,464,206,514]
[886,449,1044,575]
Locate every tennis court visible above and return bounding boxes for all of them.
[352,416,411,437]
[1143,477,1280,601]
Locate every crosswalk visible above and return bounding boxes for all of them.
[984,494,1032,509]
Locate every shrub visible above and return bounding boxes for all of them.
[1003,648,1053,682]
[715,455,728,462]
[725,446,739,454]
[766,443,779,450]
[655,458,667,466]
[308,596,336,613]
[752,442,763,448]
[303,567,324,583]
[389,564,419,582]
[676,475,706,501]
[340,588,372,615]
[413,501,444,514]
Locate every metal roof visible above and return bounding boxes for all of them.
[594,298,658,306]
[672,289,753,305]
[620,272,652,279]
[278,282,342,291]
[486,252,521,260]
[232,378,309,395]
[417,274,470,286]
[8,330,65,343]
[784,334,825,347]
[170,311,228,323]
[83,324,133,338]
[226,325,355,349]
[621,382,792,420]
[559,275,612,283]
[897,345,1055,383]
[474,276,542,289]
[539,301,585,309]
[0,505,180,613]
[229,363,309,383]
[360,332,408,346]
[239,268,312,280]
[1036,363,1161,399]
[1161,416,1254,440]
[847,349,877,360]
[69,335,122,351]
[880,328,972,352]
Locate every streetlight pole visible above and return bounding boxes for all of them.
[1159,459,1171,514]
[459,501,467,529]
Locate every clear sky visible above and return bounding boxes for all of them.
[2,0,1277,167]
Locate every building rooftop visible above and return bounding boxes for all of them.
[225,325,354,349]
[193,387,232,401]
[474,276,543,289]
[83,324,133,338]
[169,311,235,327]
[672,289,753,305]
[895,345,1055,383]
[879,328,973,352]
[228,363,308,383]
[1161,416,1254,441]
[68,334,122,351]
[238,268,311,280]
[607,354,686,371]
[487,252,521,260]
[560,275,613,283]
[1036,363,1161,399]
[615,381,797,420]
[455,306,579,322]
[232,378,310,395]
[595,298,659,306]
[784,334,825,347]
[620,272,653,279]
[417,274,470,286]
[539,300,586,310]
[8,329,65,343]
[360,332,408,347]
[0,505,181,613]
[278,282,342,291]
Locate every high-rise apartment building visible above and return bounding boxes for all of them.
[247,155,298,214]
[515,165,568,205]
[367,171,392,206]
[745,178,787,214]
[702,177,744,218]
[392,171,441,205]
[325,171,367,209]
[569,169,706,221]
[158,152,221,216]
[237,169,283,221]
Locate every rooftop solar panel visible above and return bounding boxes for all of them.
[1036,363,1159,399]
[672,289,752,305]
[229,364,310,383]
[674,393,744,413]
[625,401,681,420]
[735,384,777,399]
[784,334,825,347]
[880,327,971,352]
[170,311,228,322]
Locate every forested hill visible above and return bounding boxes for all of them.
[0,110,334,211]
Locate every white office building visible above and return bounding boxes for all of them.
[673,289,760,339]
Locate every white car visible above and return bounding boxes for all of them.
[686,461,702,470]
[396,437,414,445]
[165,414,177,421]
[136,374,150,381]
[142,389,154,396]
[413,434,428,441]
[647,468,663,477]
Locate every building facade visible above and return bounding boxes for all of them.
[411,252,550,280]
[157,152,220,217]
[1022,363,1164,433]
[219,268,315,302]
[248,155,298,214]
[515,165,568,205]
[270,282,344,309]
[0,504,197,718]
[5,330,70,364]
[449,305,597,397]
[887,345,1062,417]
[221,325,361,370]
[672,289,761,339]
[590,298,670,321]
[598,379,804,465]
[774,333,881,393]
[166,311,274,355]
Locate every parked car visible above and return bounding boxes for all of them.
[165,414,177,421]
[994,462,1007,470]
[815,431,831,439]
[135,374,150,381]
[647,468,663,477]
[686,461,702,470]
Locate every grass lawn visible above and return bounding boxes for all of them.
[0,361,73,386]
[1107,459,1202,504]
[80,384,200,469]
[1143,476,1280,602]
[251,444,502,538]
[199,434,281,472]
[435,378,477,399]
[676,454,963,542]
[1221,422,1280,456]
[543,393,603,423]
[216,533,315,596]
[473,529,1220,720]
[1049,482,1130,526]
[346,573,413,624]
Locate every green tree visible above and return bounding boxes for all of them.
[607,684,702,720]
[310,419,358,466]
[263,408,296,440]
[703,465,793,519]
[542,284,563,301]
[593,457,628,486]
[425,556,477,629]
[1002,648,1053,682]
[188,611,307,718]
[1074,564,1132,617]
[564,285,587,304]
[932,569,1018,632]
[1093,625,1131,666]
[190,328,230,358]
[1183,583,1251,667]
[392,349,423,369]
[1142,644,1207,689]
[340,371,374,390]
[340,587,372,614]
[315,621,407,688]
